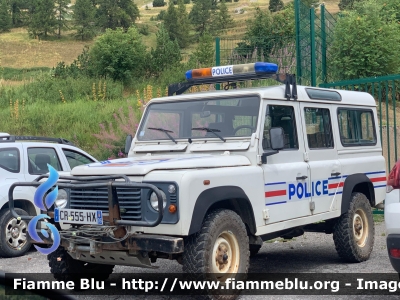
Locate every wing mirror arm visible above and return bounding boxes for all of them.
[261,150,279,164]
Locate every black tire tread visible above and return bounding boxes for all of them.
[333,192,374,263]
[183,209,249,282]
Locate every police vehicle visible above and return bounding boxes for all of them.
[10,62,386,294]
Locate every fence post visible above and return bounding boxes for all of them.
[215,37,220,90]
[321,4,327,84]
[310,7,316,87]
[295,0,302,84]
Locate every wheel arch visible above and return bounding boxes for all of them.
[341,174,375,214]
[0,199,37,216]
[187,186,256,236]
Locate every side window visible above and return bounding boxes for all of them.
[304,107,334,149]
[28,148,63,175]
[62,149,95,169]
[263,105,298,150]
[0,148,20,173]
[338,109,376,146]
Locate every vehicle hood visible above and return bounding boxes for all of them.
[71,154,251,176]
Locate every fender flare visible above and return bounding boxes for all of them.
[341,173,375,214]
[187,186,256,236]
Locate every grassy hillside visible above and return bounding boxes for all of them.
[0,0,341,71]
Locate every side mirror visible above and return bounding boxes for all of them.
[270,127,285,150]
[261,127,284,164]
[124,134,133,155]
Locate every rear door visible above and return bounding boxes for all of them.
[299,103,342,214]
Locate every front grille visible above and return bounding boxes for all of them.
[70,188,142,221]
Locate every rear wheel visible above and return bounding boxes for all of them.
[48,247,114,282]
[0,208,31,257]
[333,192,374,262]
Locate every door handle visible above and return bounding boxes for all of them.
[331,172,341,177]
[296,175,308,180]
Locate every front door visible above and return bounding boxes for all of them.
[261,102,312,224]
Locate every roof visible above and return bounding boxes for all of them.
[149,85,377,107]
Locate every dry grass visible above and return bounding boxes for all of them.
[0,1,340,68]
[0,28,93,68]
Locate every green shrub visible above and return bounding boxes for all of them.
[87,27,148,83]
[153,0,166,7]
[331,1,400,80]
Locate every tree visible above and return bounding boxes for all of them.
[73,0,97,40]
[189,0,217,36]
[269,0,284,12]
[191,32,214,67]
[214,0,233,31]
[243,7,274,60]
[88,27,148,82]
[27,0,57,39]
[55,0,70,38]
[164,0,190,48]
[0,0,12,32]
[96,0,140,31]
[150,24,181,76]
[8,0,25,27]
[331,1,400,80]
[164,0,178,42]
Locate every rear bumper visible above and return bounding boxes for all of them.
[387,234,400,273]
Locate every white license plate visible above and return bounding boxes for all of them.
[54,208,103,225]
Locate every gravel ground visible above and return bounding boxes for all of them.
[1,219,398,300]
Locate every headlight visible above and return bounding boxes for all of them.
[149,190,167,211]
[55,189,68,209]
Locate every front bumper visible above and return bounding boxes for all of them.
[387,234,400,273]
[9,174,183,267]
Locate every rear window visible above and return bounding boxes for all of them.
[337,109,376,146]
[0,148,20,173]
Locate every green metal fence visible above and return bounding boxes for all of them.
[215,36,297,75]
[320,75,400,172]
[295,0,337,86]
[214,0,337,87]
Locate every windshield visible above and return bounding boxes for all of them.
[137,95,261,141]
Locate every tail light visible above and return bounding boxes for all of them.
[387,160,400,193]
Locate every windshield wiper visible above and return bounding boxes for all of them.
[191,127,226,142]
[147,127,177,144]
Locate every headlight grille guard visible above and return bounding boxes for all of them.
[8,174,164,227]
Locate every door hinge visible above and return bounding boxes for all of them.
[303,152,309,162]
[263,209,270,220]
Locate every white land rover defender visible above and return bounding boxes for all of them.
[11,63,386,287]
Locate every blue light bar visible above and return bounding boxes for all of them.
[254,62,279,74]
[185,62,278,81]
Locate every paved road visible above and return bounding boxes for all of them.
[0,220,397,299]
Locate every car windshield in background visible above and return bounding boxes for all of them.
[137,96,261,142]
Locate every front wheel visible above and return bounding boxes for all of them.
[333,192,374,262]
[0,208,31,257]
[183,209,249,298]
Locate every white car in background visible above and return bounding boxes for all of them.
[385,160,400,274]
[0,135,97,257]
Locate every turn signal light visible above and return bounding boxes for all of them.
[390,248,400,258]
[168,204,177,214]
